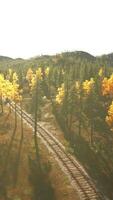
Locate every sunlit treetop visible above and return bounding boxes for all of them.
[82,78,95,95]
[0,72,22,103]
[56,83,65,104]
[102,74,113,96]
[98,68,104,77]
[12,72,18,84]
[36,68,43,80]
[106,101,113,131]
[45,67,50,76]
[0,74,5,97]
[6,80,22,102]
[26,68,34,82]
[29,74,37,90]
[27,67,50,92]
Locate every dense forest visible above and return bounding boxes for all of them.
[0,51,113,199]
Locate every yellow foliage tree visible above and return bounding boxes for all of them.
[106,101,113,131]
[102,74,113,96]
[56,83,65,104]
[26,68,34,82]
[82,78,95,95]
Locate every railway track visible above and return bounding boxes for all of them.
[10,102,107,200]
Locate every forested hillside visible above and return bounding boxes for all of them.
[1,51,113,72]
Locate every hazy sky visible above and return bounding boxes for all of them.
[0,0,113,58]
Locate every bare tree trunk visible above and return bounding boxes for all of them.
[69,115,73,132]
[14,103,17,134]
[78,95,82,136]
[3,102,17,191]
[13,101,24,186]
[34,82,40,161]
[78,118,82,136]
[6,102,17,156]
[90,122,93,146]
[4,105,11,125]
[1,95,3,113]
[20,101,23,140]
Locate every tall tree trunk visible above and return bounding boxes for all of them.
[4,104,11,124]
[34,82,40,161]
[3,102,17,183]
[14,103,17,134]
[1,95,3,113]
[78,118,82,136]
[20,101,23,140]
[7,102,17,155]
[78,94,82,136]
[13,101,24,186]
[69,114,73,132]
[90,122,93,146]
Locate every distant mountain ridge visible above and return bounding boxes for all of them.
[0,51,113,68]
[0,56,13,61]
[63,51,95,59]
[0,51,113,61]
